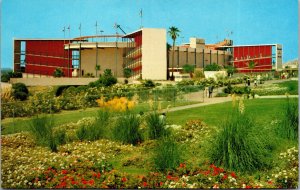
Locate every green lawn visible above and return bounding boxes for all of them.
[1,100,200,135]
[2,97,296,136]
[166,98,297,127]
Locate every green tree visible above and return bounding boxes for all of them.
[168,26,180,80]
[182,64,195,78]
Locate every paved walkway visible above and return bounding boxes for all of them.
[162,78,299,113]
[163,96,232,113]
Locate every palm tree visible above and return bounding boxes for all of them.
[168,26,180,80]
[248,60,256,74]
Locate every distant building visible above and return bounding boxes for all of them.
[13,27,283,80]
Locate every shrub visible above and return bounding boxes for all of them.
[142,80,155,88]
[1,71,22,82]
[208,101,271,173]
[96,97,135,112]
[53,68,64,77]
[112,113,142,145]
[215,92,228,97]
[204,63,221,71]
[276,98,298,140]
[12,83,29,101]
[123,68,133,78]
[157,87,177,102]
[153,136,182,172]
[99,69,117,87]
[88,69,117,87]
[146,112,168,140]
[28,90,60,114]
[194,70,205,79]
[54,85,72,96]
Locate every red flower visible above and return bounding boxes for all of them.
[88,179,95,186]
[71,181,79,185]
[159,182,164,187]
[179,163,186,168]
[97,172,101,179]
[268,180,273,184]
[61,170,68,175]
[203,170,210,175]
[167,175,173,180]
[121,177,127,182]
[246,185,252,188]
[230,172,237,178]
[82,178,88,185]
[58,181,67,188]
[222,175,228,180]
[143,181,148,187]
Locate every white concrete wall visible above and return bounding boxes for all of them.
[10,78,98,86]
[81,48,124,77]
[142,28,167,80]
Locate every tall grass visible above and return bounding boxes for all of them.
[152,136,182,172]
[112,112,142,145]
[208,106,271,173]
[76,109,110,141]
[146,112,167,139]
[28,115,65,152]
[276,97,298,140]
[88,109,110,140]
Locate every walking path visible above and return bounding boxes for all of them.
[163,78,298,113]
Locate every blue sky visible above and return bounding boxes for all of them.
[1,0,298,69]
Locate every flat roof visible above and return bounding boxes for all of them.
[14,38,74,41]
[221,44,280,48]
[122,28,166,38]
[122,29,142,38]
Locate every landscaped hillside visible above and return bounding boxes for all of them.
[1,75,298,189]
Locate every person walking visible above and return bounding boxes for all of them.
[247,78,251,86]
[208,85,214,98]
[254,79,257,87]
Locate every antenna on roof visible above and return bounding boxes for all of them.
[67,25,70,38]
[79,23,81,37]
[62,26,66,39]
[139,9,143,28]
[95,21,98,36]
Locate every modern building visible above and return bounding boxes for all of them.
[13,27,283,80]
[168,38,233,73]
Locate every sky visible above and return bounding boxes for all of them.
[1,0,298,69]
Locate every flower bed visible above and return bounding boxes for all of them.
[2,130,298,189]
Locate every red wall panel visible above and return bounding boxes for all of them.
[25,40,72,77]
[232,45,272,73]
